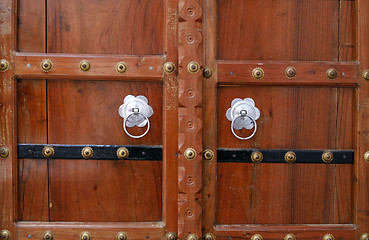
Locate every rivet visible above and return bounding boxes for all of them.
[0,230,11,240]
[360,233,369,240]
[80,232,91,240]
[203,67,213,78]
[79,60,91,71]
[184,148,197,160]
[41,59,53,72]
[284,151,296,163]
[116,232,128,240]
[164,62,176,74]
[0,59,9,72]
[188,61,200,74]
[252,68,264,80]
[251,234,263,240]
[363,70,369,81]
[203,233,215,240]
[322,234,334,240]
[322,151,333,163]
[42,146,55,158]
[116,62,128,74]
[81,147,93,159]
[166,232,177,240]
[42,231,53,240]
[251,151,263,163]
[326,68,337,80]
[203,149,214,161]
[0,146,10,159]
[117,147,129,159]
[285,66,296,79]
[284,233,296,240]
[186,234,198,240]
[364,151,369,163]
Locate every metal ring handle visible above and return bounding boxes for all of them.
[123,112,150,139]
[231,114,257,140]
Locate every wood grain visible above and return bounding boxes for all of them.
[339,0,356,61]
[47,0,164,55]
[218,0,340,61]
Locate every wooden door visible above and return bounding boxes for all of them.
[1,0,369,240]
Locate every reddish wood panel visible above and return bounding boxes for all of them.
[339,0,356,61]
[47,0,164,55]
[17,79,49,221]
[218,0,340,61]
[47,80,162,222]
[17,0,45,52]
[217,86,353,224]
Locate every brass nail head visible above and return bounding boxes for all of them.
[43,231,53,240]
[117,147,129,159]
[322,234,334,240]
[252,68,264,80]
[285,151,297,163]
[80,231,91,240]
[82,147,93,159]
[116,232,128,240]
[116,62,128,74]
[164,62,176,74]
[322,151,333,163]
[203,67,213,78]
[42,146,55,158]
[166,232,177,240]
[251,151,263,163]
[326,68,337,80]
[0,59,9,72]
[0,230,11,240]
[41,59,53,72]
[184,148,197,160]
[251,234,263,240]
[79,60,91,71]
[203,149,214,161]
[285,66,296,79]
[0,146,10,159]
[188,61,200,74]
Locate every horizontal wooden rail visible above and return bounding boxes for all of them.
[218,60,359,86]
[15,53,164,80]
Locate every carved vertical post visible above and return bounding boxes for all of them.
[178,0,203,238]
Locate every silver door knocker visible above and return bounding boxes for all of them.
[226,98,260,140]
[118,95,153,139]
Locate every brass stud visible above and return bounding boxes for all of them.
[361,233,369,240]
[80,231,91,240]
[285,66,296,79]
[252,68,264,80]
[42,146,55,158]
[116,232,128,240]
[79,60,91,71]
[81,147,93,159]
[117,147,129,159]
[251,234,263,240]
[322,234,334,240]
[164,62,176,74]
[187,234,198,240]
[0,59,9,72]
[184,148,197,160]
[251,151,263,163]
[116,62,128,74]
[0,230,11,240]
[188,61,200,74]
[322,151,333,163]
[284,233,296,240]
[43,231,53,240]
[203,67,213,78]
[41,59,53,72]
[363,70,369,81]
[203,149,214,161]
[0,146,10,159]
[364,151,369,163]
[203,233,215,240]
[326,68,337,80]
[285,151,297,163]
[166,232,177,240]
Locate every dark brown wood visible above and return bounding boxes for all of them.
[15,53,164,80]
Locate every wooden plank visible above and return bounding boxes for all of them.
[47,0,164,55]
[17,79,48,221]
[17,222,165,240]
[47,80,163,222]
[218,0,339,61]
[218,61,358,85]
[15,53,164,80]
[355,0,369,238]
[339,0,356,61]
[17,0,45,52]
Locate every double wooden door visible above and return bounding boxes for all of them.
[1,0,369,239]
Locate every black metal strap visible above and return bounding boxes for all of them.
[18,144,162,161]
[217,148,354,164]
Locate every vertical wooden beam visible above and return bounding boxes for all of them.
[0,0,16,235]
[355,0,369,238]
[177,0,203,237]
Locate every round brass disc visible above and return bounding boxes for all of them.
[364,151,369,163]
[285,151,297,163]
[186,234,198,240]
[363,70,369,81]
[203,149,214,161]
[0,229,11,240]
[285,66,296,79]
[0,146,10,159]
[323,234,334,240]
[116,232,128,240]
[322,151,333,163]
[251,151,263,163]
[166,232,177,240]
[80,231,91,240]
[203,67,213,78]
[164,62,176,74]
[81,147,93,159]
[116,62,128,74]
[41,59,53,72]
[203,233,215,240]
[326,68,337,80]
[252,67,264,80]
[187,61,200,74]
[79,60,91,71]
[0,59,9,72]
[184,148,197,160]
[251,234,263,240]
[42,146,55,158]
[284,233,296,240]
[361,233,369,240]
[43,231,54,240]
[117,147,129,159]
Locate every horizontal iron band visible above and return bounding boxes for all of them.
[18,144,162,161]
[217,148,353,164]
